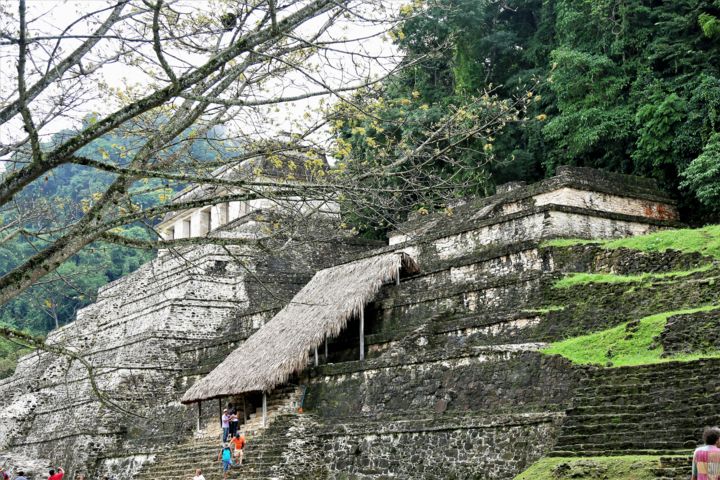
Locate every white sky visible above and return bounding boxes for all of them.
[0,0,402,157]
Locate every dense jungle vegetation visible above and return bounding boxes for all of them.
[336,0,720,235]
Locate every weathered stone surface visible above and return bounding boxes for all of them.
[0,166,687,479]
[0,218,369,478]
[661,310,720,356]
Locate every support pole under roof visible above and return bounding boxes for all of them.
[262,392,267,428]
[197,402,201,432]
[359,308,365,361]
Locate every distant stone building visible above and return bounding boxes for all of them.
[1,166,696,479]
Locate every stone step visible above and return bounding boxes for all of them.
[553,437,697,453]
[135,452,287,478]
[574,382,719,400]
[652,456,693,480]
[659,456,693,467]
[549,448,692,457]
[568,399,720,416]
[132,393,301,479]
[580,359,720,384]
[562,411,719,429]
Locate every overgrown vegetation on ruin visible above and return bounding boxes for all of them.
[542,305,720,367]
[515,455,677,480]
[544,224,720,260]
[552,264,715,289]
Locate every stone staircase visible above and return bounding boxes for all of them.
[652,456,693,480]
[134,386,302,480]
[552,359,720,457]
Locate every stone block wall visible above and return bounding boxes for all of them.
[306,351,577,417]
[0,219,372,479]
[0,167,688,479]
[661,310,720,356]
[318,413,563,480]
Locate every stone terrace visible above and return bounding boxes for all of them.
[0,166,693,479]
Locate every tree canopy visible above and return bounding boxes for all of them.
[336,0,720,228]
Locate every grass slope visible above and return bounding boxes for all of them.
[543,224,720,259]
[514,456,673,480]
[553,264,713,289]
[542,306,720,367]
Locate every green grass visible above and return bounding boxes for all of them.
[553,264,714,289]
[542,305,720,367]
[543,224,720,259]
[514,455,677,480]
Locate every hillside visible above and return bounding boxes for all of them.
[0,123,237,375]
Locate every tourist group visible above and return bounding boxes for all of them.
[189,407,247,480]
[2,426,718,478]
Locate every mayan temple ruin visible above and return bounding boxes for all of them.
[2,164,719,480]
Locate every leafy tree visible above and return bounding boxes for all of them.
[347,0,720,223]
[681,133,720,211]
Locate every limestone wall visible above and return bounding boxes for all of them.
[0,167,685,479]
[0,218,369,478]
[318,413,563,479]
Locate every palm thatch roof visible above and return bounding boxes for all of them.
[181,251,419,404]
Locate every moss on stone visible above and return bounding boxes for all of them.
[542,305,720,367]
[543,224,720,259]
[514,455,671,480]
[553,264,714,289]
[521,305,566,314]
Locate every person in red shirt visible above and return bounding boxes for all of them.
[48,466,65,480]
[231,433,246,465]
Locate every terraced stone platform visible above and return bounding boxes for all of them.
[553,360,720,457]
[1,166,697,479]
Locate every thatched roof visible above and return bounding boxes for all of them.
[181,251,419,404]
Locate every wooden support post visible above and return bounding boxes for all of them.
[218,398,222,427]
[197,402,202,432]
[314,346,319,367]
[359,308,365,361]
[396,265,401,286]
[243,395,247,423]
[325,338,328,361]
[262,392,267,428]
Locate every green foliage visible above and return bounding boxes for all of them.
[521,305,566,314]
[681,133,720,211]
[0,117,238,374]
[357,0,720,224]
[700,13,720,38]
[543,224,720,260]
[515,455,671,480]
[0,227,155,333]
[330,85,514,237]
[0,118,236,334]
[542,306,720,367]
[633,92,687,174]
[0,336,32,379]
[553,265,714,289]
[541,238,597,248]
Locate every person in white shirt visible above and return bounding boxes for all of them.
[192,468,206,480]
